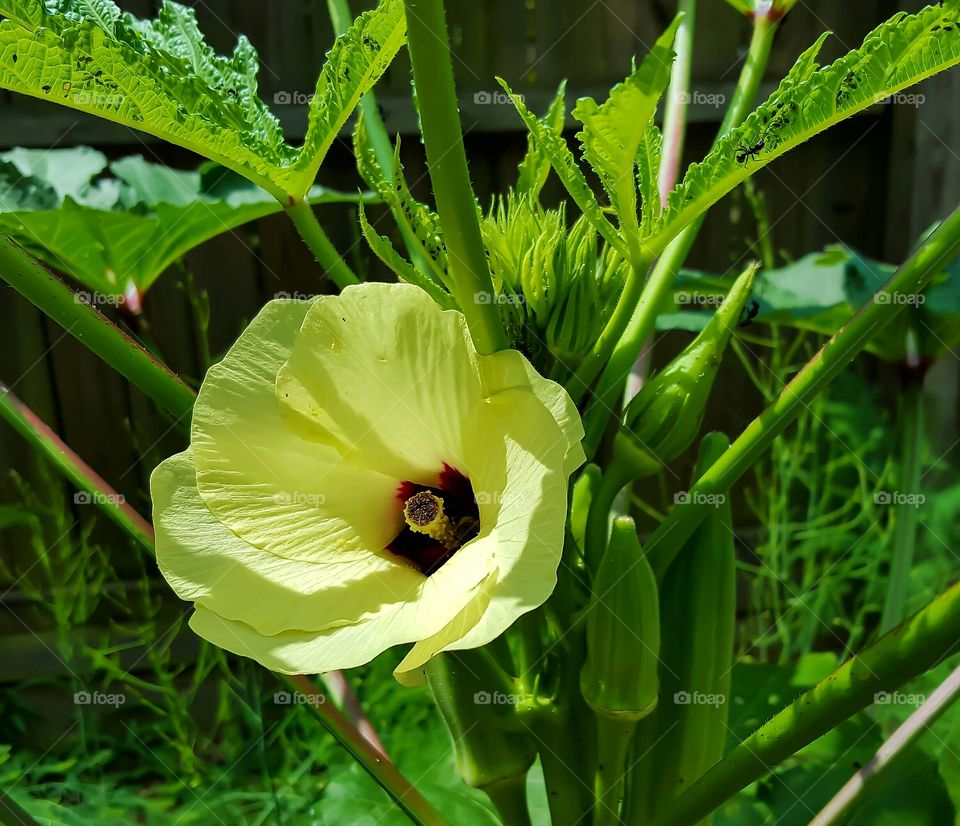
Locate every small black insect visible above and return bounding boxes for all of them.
[736,139,765,163]
[739,298,761,328]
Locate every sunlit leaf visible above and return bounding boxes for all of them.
[572,16,680,240]
[648,2,960,254]
[0,147,366,297]
[516,80,567,200]
[0,0,406,200]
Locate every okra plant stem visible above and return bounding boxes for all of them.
[531,713,594,826]
[0,382,154,549]
[811,662,960,826]
[593,716,636,826]
[650,578,960,826]
[284,197,360,289]
[578,14,778,450]
[658,0,697,207]
[646,204,960,581]
[282,674,447,826]
[402,0,508,354]
[482,774,532,826]
[0,237,196,424]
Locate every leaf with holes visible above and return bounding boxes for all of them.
[647,1,960,256]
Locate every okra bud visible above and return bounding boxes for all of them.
[622,263,758,463]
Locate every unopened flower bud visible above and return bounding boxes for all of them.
[622,263,758,463]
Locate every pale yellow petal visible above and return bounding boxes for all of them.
[449,389,571,652]
[276,283,483,484]
[152,450,424,634]
[478,349,585,475]
[191,298,402,563]
[189,605,412,675]
[185,539,495,674]
[394,566,499,687]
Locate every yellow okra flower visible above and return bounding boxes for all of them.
[151,283,583,684]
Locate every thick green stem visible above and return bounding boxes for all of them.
[879,371,925,633]
[0,237,196,424]
[0,382,154,549]
[811,663,960,826]
[283,675,446,826]
[532,712,595,826]
[284,197,360,289]
[402,0,508,354]
[649,578,960,826]
[593,716,636,826]
[578,15,777,446]
[646,205,960,581]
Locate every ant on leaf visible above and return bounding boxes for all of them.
[736,139,765,163]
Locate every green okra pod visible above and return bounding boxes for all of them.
[627,432,736,824]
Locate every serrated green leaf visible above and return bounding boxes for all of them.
[294,0,407,198]
[516,80,567,200]
[0,0,406,201]
[355,123,452,289]
[0,147,367,296]
[649,2,960,255]
[498,77,628,259]
[636,122,664,230]
[572,15,681,241]
[358,201,454,308]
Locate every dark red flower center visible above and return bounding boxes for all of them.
[387,464,480,576]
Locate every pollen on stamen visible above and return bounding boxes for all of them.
[389,469,481,575]
[405,491,441,527]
